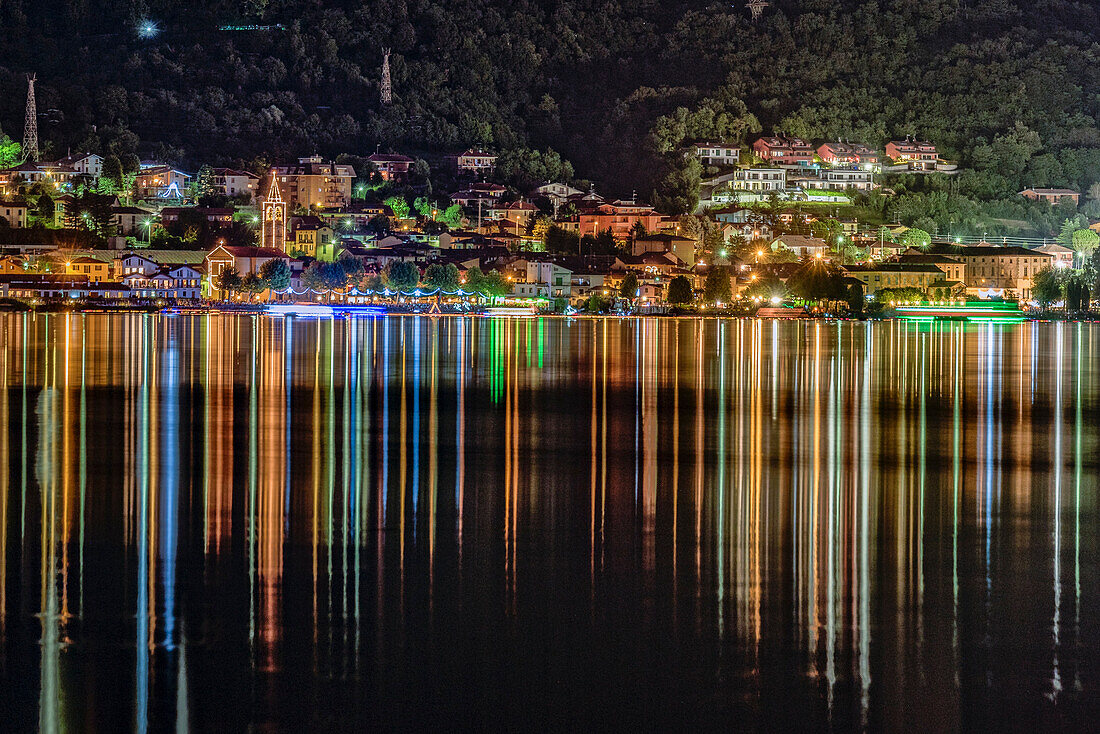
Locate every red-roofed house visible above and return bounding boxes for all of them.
[563,200,672,242]
[1020,188,1080,205]
[753,136,814,165]
[885,140,939,170]
[816,142,879,168]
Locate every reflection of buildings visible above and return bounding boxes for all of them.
[0,314,1093,729]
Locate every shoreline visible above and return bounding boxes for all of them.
[2,301,1098,322]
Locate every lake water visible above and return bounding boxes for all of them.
[0,313,1097,731]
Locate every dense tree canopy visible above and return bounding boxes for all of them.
[2,0,1100,213]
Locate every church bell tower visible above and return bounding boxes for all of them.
[261,171,287,252]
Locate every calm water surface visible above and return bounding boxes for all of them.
[0,314,1098,732]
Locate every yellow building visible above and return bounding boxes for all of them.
[63,256,110,283]
[0,255,29,274]
[272,156,355,210]
[907,245,1052,299]
[842,263,944,295]
[896,253,966,283]
[0,200,28,228]
[289,221,337,260]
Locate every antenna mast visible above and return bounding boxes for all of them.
[381,48,392,105]
[23,74,38,162]
[747,0,769,22]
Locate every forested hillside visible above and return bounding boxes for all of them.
[1,0,1099,229]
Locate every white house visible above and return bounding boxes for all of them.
[694,141,741,167]
[114,253,161,277]
[211,168,261,199]
[56,153,104,181]
[515,261,573,299]
[122,264,202,299]
[731,167,786,192]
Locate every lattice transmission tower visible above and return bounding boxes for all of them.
[381,48,392,105]
[23,74,38,162]
[748,0,769,21]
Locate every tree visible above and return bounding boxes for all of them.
[413,196,432,218]
[585,294,611,313]
[438,203,463,229]
[35,194,53,224]
[619,272,639,301]
[465,266,511,297]
[1056,216,1089,247]
[384,196,410,221]
[1066,271,1090,311]
[744,275,787,302]
[240,272,265,297]
[494,147,575,190]
[900,227,932,251]
[67,193,116,239]
[545,224,578,254]
[677,215,703,242]
[648,85,761,154]
[787,259,848,306]
[301,262,349,292]
[1032,266,1064,308]
[667,275,694,305]
[300,264,326,292]
[811,218,843,246]
[361,272,386,293]
[0,135,20,169]
[531,215,553,243]
[1071,228,1099,266]
[424,263,461,290]
[386,261,420,291]
[652,158,702,215]
[214,267,242,295]
[846,282,864,316]
[339,256,365,284]
[703,267,732,305]
[259,258,291,292]
[102,154,124,190]
[582,229,620,256]
[480,270,512,297]
[193,164,217,200]
[464,266,486,293]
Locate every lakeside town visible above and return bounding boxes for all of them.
[0,135,1094,318]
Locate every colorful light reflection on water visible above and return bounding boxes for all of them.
[0,314,1098,731]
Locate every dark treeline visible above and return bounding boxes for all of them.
[1,0,1098,216]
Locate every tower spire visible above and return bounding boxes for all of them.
[381,48,392,105]
[23,73,38,162]
[261,171,287,252]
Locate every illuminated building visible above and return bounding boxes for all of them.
[271,156,355,210]
[260,172,287,253]
[366,153,413,182]
[133,166,191,199]
[885,139,939,171]
[0,199,29,228]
